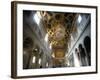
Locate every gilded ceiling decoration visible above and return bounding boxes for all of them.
[40,12,77,48]
[40,11,78,66]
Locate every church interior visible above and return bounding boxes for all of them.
[23,10,91,69]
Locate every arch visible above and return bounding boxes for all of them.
[84,36,91,54]
[78,44,87,66]
[84,36,91,65]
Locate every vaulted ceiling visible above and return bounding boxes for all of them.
[23,10,79,67]
[40,11,78,66]
[40,12,77,50]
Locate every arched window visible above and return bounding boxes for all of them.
[32,56,36,63]
[38,58,41,64]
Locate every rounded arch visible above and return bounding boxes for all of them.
[84,36,91,54]
[84,36,91,65]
